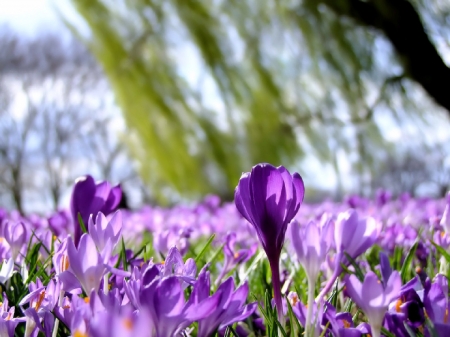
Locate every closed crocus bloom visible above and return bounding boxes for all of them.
[235,163,304,322]
[290,220,329,282]
[317,210,379,301]
[345,271,401,337]
[441,192,450,234]
[70,175,122,247]
[89,211,123,258]
[3,221,27,261]
[335,210,379,260]
[290,220,329,336]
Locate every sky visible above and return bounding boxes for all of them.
[0,0,83,36]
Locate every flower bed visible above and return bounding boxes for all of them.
[0,164,449,336]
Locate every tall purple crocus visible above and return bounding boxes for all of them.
[70,175,122,247]
[234,163,304,322]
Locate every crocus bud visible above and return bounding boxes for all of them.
[234,163,304,322]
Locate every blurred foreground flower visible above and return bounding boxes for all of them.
[235,163,304,322]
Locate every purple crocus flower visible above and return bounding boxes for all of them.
[139,275,218,337]
[70,175,121,247]
[189,266,257,337]
[234,163,304,321]
[345,270,401,337]
[89,310,149,337]
[388,276,426,332]
[216,232,257,285]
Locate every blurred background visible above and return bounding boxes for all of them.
[1,0,449,213]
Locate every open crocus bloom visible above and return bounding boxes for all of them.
[345,271,401,337]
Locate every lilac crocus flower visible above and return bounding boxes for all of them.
[441,192,450,234]
[163,246,197,286]
[89,211,122,260]
[290,220,330,336]
[3,221,27,261]
[345,271,401,337]
[234,163,304,321]
[70,175,121,247]
[61,235,106,294]
[0,295,25,336]
[317,210,379,301]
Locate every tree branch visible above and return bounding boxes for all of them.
[317,0,450,113]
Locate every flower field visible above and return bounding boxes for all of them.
[1,163,450,336]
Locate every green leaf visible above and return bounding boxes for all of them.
[381,327,396,337]
[431,240,450,263]
[401,240,419,283]
[194,234,215,263]
[285,294,301,337]
[121,237,128,272]
[78,212,88,234]
[343,252,365,281]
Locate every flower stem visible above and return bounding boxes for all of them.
[315,266,341,302]
[52,289,65,337]
[269,259,284,325]
[370,325,381,337]
[305,275,316,337]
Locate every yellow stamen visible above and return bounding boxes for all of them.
[234,252,240,259]
[34,291,46,311]
[395,298,403,313]
[161,260,165,265]
[84,297,90,304]
[74,330,88,337]
[343,319,351,328]
[445,308,449,324]
[290,294,299,306]
[61,255,70,272]
[122,318,133,330]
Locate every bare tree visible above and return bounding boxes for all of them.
[0,28,143,213]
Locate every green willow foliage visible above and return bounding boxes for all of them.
[63,0,449,202]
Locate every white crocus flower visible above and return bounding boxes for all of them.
[0,258,15,284]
